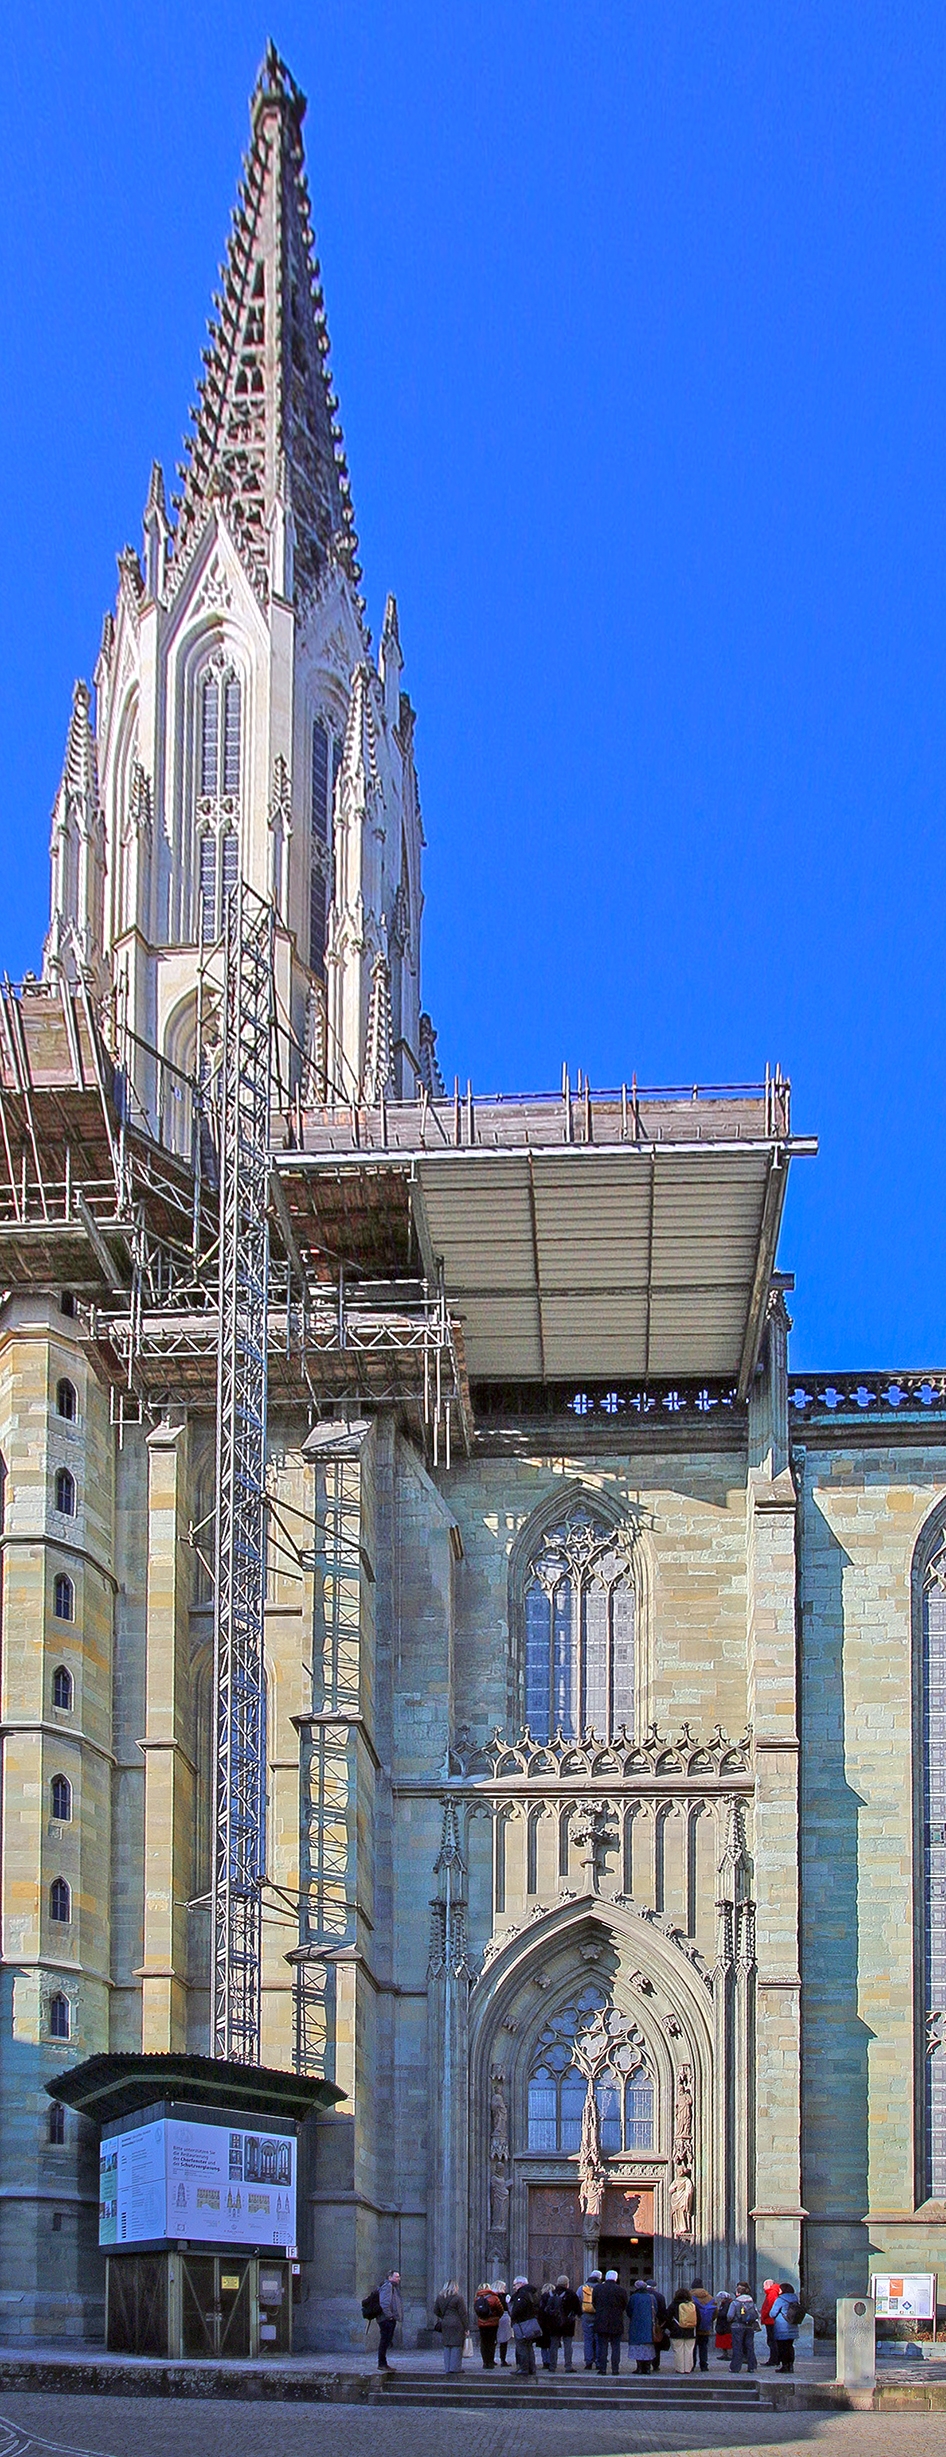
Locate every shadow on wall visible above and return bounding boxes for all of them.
[799,1509,874,2317]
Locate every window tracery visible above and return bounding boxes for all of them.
[522,1504,636,1742]
[922,1529,946,2196]
[195,656,242,943]
[526,1985,654,2154]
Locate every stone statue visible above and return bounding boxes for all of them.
[669,2162,694,2238]
[489,2169,510,2231]
[489,2069,509,2162]
[674,2063,693,2147]
[577,2081,605,2218]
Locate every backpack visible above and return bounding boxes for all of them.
[474,2291,501,2322]
[676,2297,697,2333]
[361,2287,383,2320]
[784,2296,803,2328]
[732,2294,757,2326]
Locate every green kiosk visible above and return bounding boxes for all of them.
[48,2052,343,2358]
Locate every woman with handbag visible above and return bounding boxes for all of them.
[433,2279,469,2374]
[509,2275,541,2376]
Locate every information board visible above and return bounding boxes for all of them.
[99,2116,296,2251]
[871,2273,936,2320]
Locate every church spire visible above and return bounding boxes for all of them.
[171,41,363,617]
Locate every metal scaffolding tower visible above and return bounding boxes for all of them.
[211,880,274,2063]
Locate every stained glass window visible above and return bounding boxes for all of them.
[526,1986,654,2153]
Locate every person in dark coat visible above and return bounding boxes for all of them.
[643,2278,668,2371]
[433,2279,469,2374]
[376,2270,401,2370]
[691,2278,717,2375]
[509,2275,539,2377]
[592,2270,628,2374]
[626,2279,659,2372]
[555,2275,581,2372]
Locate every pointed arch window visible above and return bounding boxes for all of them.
[521,1504,636,1742]
[921,1529,946,2195]
[49,1993,70,2041]
[196,663,242,942]
[49,1878,71,1924]
[51,1775,72,1823]
[309,717,337,975]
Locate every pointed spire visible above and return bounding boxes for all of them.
[419,1012,445,1100]
[143,461,170,600]
[62,680,97,804]
[363,950,393,1106]
[338,663,382,808]
[380,592,403,724]
[171,44,362,616]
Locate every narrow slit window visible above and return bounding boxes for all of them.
[49,1878,71,1924]
[48,2102,66,2144]
[55,1469,76,1517]
[223,677,241,796]
[200,676,219,797]
[54,1574,74,1622]
[51,1775,72,1822]
[53,1665,73,1710]
[49,1994,70,2041]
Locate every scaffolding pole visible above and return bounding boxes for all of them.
[211,880,274,2063]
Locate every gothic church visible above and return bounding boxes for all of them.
[1,45,944,2346]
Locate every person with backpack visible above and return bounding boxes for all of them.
[626,2277,659,2373]
[667,2285,699,2373]
[592,2269,628,2373]
[769,2282,802,2372]
[363,2270,401,2370]
[728,2280,761,2373]
[553,2274,581,2371]
[473,2280,504,2366]
[580,2269,601,2368]
[509,2275,541,2376]
[690,2279,717,2374]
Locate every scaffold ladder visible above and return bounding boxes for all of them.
[211,879,274,2062]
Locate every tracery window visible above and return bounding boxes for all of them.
[196,663,242,943]
[922,1531,946,2195]
[526,1986,655,2153]
[522,1504,635,1741]
[309,717,338,974]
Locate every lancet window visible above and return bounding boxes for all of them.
[196,661,242,943]
[526,1987,655,2153]
[522,1504,635,1742]
[309,716,338,975]
[922,1528,946,2195]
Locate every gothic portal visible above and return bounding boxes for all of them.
[0,45,944,2349]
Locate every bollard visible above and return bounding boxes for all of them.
[836,2297,875,2388]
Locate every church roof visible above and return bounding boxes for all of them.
[171,41,361,614]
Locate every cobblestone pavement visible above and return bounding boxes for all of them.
[2,2394,946,2457]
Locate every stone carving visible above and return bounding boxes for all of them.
[489,2070,509,2162]
[674,2063,693,2153]
[577,2087,606,2219]
[441,1722,752,1783]
[489,2168,510,2231]
[669,2162,694,2238]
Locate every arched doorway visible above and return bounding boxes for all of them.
[468,1898,719,2298]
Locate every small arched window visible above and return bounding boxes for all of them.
[54,1574,74,1622]
[51,1775,72,1823]
[49,1994,70,2041]
[521,1503,636,1742]
[56,1379,77,1422]
[53,1665,73,1711]
[48,2101,66,2144]
[49,1878,71,1924]
[55,1469,76,1518]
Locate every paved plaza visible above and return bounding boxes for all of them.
[2,2390,946,2457]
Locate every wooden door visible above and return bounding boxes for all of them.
[528,2184,584,2288]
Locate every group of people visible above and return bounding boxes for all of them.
[368,2266,803,2378]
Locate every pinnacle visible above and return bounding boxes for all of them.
[61,679,97,802]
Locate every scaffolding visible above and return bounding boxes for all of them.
[211,881,274,2064]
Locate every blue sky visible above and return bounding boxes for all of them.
[1,1,944,1367]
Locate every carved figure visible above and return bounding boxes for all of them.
[674,2063,693,2146]
[489,2169,510,2231]
[669,2163,694,2237]
[577,2081,606,2217]
[489,2070,509,2161]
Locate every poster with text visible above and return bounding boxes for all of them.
[99,2118,296,2250]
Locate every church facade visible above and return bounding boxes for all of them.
[0,47,945,2348]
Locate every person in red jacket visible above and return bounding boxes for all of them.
[760,2278,780,2367]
